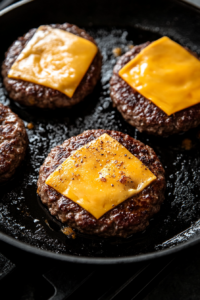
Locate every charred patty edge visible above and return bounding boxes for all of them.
[110,42,200,136]
[0,103,28,182]
[37,129,166,238]
[2,23,102,109]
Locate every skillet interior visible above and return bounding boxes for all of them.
[0,0,200,261]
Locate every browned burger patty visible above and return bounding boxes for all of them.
[110,42,200,136]
[37,129,165,238]
[0,103,28,182]
[1,23,102,109]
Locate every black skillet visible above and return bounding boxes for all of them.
[0,0,200,265]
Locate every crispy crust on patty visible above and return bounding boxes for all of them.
[1,23,102,109]
[110,42,200,136]
[37,129,165,238]
[0,103,28,182]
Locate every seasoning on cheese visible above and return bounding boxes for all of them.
[119,36,200,116]
[45,133,156,219]
[8,26,98,98]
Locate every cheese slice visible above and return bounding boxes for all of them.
[8,26,98,98]
[45,133,156,219]
[119,36,200,116]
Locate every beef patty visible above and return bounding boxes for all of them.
[110,42,200,136]
[37,129,165,238]
[2,23,102,109]
[0,103,28,182]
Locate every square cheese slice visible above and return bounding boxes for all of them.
[8,26,98,98]
[45,133,156,219]
[119,36,200,116]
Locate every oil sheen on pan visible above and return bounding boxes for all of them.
[0,27,200,258]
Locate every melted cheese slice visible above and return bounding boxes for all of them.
[8,26,98,98]
[119,36,200,116]
[45,133,156,219]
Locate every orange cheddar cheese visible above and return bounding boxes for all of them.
[45,133,156,219]
[8,26,98,98]
[119,36,200,116]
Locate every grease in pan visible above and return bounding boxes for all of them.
[1,9,200,258]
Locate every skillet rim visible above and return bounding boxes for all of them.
[1,230,200,264]
[0,0,200,264]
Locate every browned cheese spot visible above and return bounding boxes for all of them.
[119,175,131,184]
[100,177,107,182]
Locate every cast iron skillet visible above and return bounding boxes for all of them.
[0,0,200,265]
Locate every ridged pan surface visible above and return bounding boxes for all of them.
[0,0,200,260]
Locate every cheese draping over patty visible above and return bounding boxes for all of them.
[45,133,156,219]
[119,36,200,116]
[8,26,98,98]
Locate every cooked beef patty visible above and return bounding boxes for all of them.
[110,42,200,136]
[2,23,102,109]
[37,129,165,238]
[0,103,28,182]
